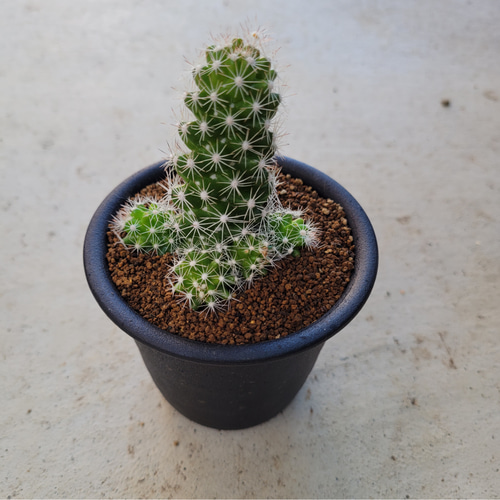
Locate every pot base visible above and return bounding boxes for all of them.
[136,340,324,430]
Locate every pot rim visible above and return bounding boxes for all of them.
[83,156,378,364]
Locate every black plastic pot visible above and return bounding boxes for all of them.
[83,157,378,429]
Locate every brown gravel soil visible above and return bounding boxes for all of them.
[106,173,355,345]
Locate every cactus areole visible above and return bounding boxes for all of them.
[113,35,318,312]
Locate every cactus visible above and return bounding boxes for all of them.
[114,31,318,311]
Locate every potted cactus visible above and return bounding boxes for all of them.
[84,30,378,429]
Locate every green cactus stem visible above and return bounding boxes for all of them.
[114,31,318,311]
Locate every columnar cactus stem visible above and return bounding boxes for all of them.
[114,31,318,311]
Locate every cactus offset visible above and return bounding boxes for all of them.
[114,31,318,311]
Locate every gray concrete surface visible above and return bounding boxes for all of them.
[1,1,499,498]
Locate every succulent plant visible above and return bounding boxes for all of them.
[114,31,318,311]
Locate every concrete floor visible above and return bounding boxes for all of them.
[1,0,499,498]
